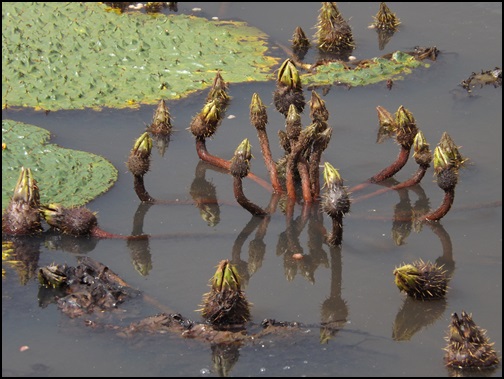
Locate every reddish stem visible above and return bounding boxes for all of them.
[424,189,455,221]
[233,176,268,217]
[256,129,283,194]
[134,175,156,203]
[368,145,411,183]
[297,158,313,204]
[90,225,149,240]
[195,138,272,192]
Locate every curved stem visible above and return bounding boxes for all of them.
[352,164,429,204]
[424,189,455,221]
[196,138,272,192]
[368,145,411,183]
[233,177,268,217]
[134,175,157,203]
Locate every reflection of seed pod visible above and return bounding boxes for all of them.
[444,311,499,369]
[200,260,251,326]
[393,259,448,300]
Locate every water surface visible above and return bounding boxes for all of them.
[2,2,502,377]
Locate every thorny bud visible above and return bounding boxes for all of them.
[2,167,42,235]
[277,59,302,90]
[291,26,310,50]
[131,132,153,158]
[433,145,451,174]
[394,105,418,148]
[322,162,350,217]
[444,311,499,369]
[315,2,355,53]
[285,104,302,141]
[309,90,329,123]
[412,130,432,166]
[438,132,467,170]
[127,132,152,176]
[149,99,172,136]
[12,167,40,207]
[249,93,268,131]
[323,162,344,188]
[393,259,449,300]
[230,139,252,179]
[371,2,401,31]
[41,204,98,236]
[189,99,222,139]
[206,71,230,108]
[199,260,252,325]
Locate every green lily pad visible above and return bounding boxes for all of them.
[2,119,118,211]
[2,2,280,111]
[301,51,430,87]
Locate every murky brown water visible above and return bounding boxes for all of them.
[2,2,502,377]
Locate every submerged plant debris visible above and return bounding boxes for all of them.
[1,120,117,211]
[1,2,279,111]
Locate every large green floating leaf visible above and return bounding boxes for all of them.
[2,120,118,211]
[2,2,280,111]
[301,51,430,87]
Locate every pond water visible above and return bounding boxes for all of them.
[2,2,502,377]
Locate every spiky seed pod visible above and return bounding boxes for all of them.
[315,2,355,53]
[230,139,252,179]
[199,260,252,325]
[438,132,467,170]
[309,90,329,123]
[321,162,351,217]
[148,99,172,136]
[249,93,268,131]
[206,71,230,110]
[371,2,401,31]
[278,130,291,154]
[189,99,222,139]
[2,167,42,235]
[393,259,449,300]
[273,59,305,116]
[412,130,432,166]
[126,132,152,177]
[41,204,98,236]
[394,105,418,148]
[291,26,310,50]
[444,311,500,369]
